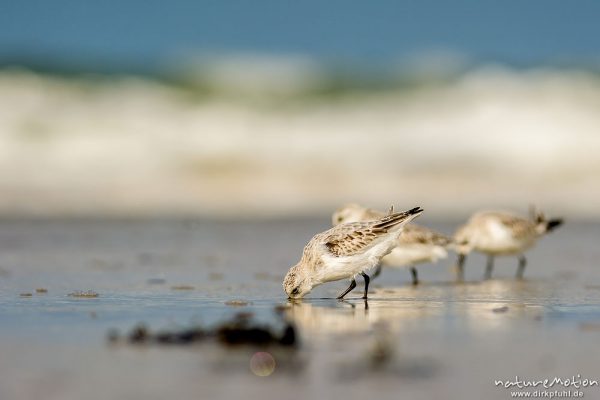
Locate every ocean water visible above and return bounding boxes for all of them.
[1,67,599,218]
[1,1,600,73]
[0,218,599,399]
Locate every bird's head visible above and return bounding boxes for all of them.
[283,264,313,299]
[331,203,367,226]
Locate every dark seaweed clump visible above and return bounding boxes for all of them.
[109,311,297,348]
[216,314,296,346]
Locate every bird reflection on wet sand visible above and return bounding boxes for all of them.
[285,279,552,336]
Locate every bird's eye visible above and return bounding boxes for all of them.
[291,287,300,295]
[337,216,344,223]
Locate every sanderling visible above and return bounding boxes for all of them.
[453,208,563,280]
[332,203,452,285]
[283,207,423,299]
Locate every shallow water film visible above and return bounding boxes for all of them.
[1,218,599,400]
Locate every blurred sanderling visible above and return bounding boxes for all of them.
[453,208,563,280]
[283,207,423,299]
[332,203,452,285]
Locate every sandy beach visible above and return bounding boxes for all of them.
[1,218,599,400]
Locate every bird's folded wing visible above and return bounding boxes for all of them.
[324,208,422,257]
[401,225,453,246]
[494,214,534,238]
[324,222,381,257]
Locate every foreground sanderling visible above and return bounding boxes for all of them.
[453,209,563,280]
[332,203,452,285]
[283,207,423,299]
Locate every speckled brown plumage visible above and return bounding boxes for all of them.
[333,204,452,247]
[318,209,422,258]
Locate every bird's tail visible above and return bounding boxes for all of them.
[535,216,564,235]
[531,205,563,235]
[544,218,564,233]
[373,207,423,232]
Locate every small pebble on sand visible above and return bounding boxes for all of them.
[225,300,252,307]
[171,285,195,291]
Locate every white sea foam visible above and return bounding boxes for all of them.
[0,64,598,217]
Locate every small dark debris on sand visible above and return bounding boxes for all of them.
[216,313,296,347]
[125,324,206,345]
[493,306,509,313]
[20,293,33,297]
[35,288,48,293]
[224,300,251,307]
[68,290,99,298]
[109,311,297,348]
[171,285,195,291]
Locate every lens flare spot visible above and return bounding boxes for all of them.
[250,352,276,377]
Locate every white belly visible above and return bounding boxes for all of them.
[474,220,535,255]
[319,234,398,282]
[382,244,448,268]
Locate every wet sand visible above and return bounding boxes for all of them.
[1,218,599,400]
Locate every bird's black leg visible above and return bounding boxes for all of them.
[337,279,357,299]
[372,264,383,279]
[456,254,466,281]
[516,255,527,279]
[360,272,370,299]
[410,266,419,285]
[484,255,494,280]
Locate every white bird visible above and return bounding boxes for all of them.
[283,207,423,299]
[332,203,452,285]
[453,209,563,280]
